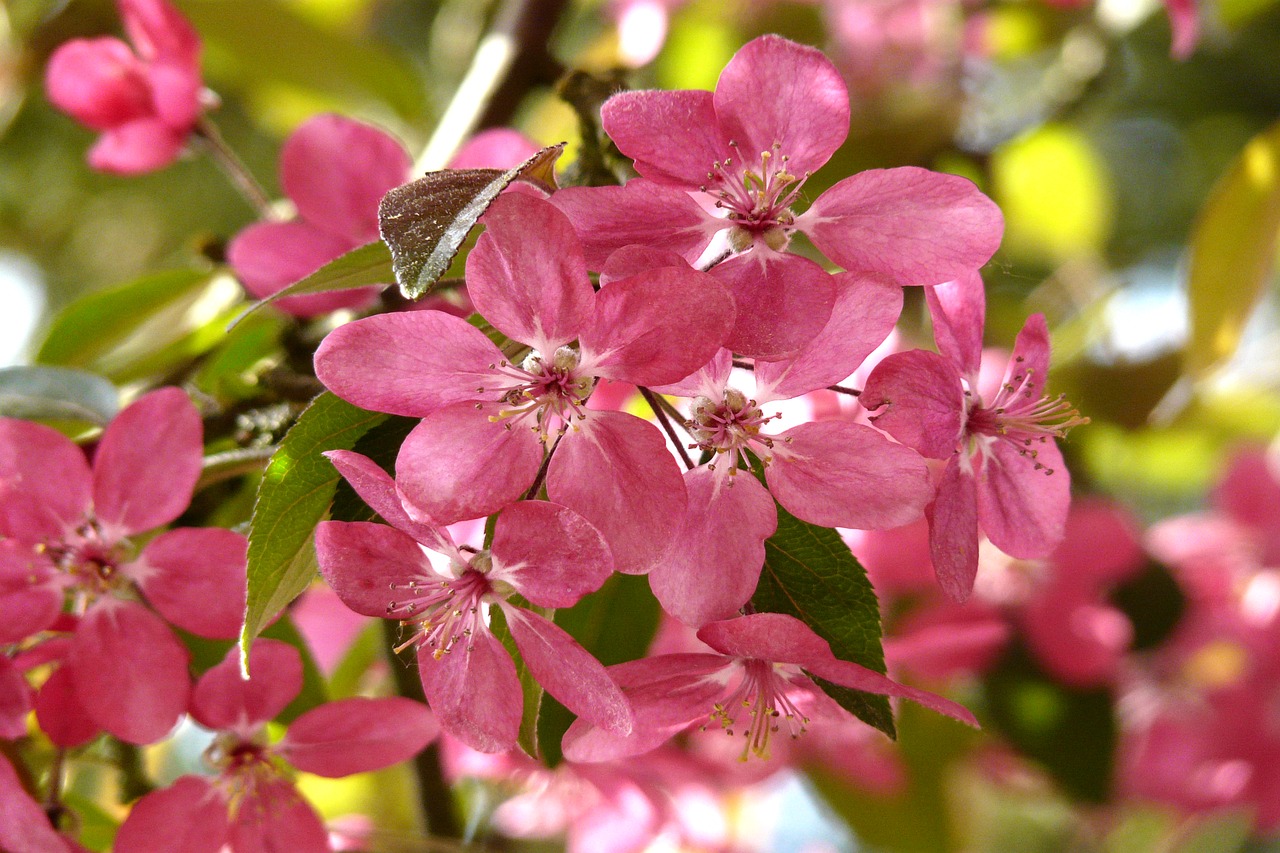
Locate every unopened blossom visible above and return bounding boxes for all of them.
[861,270,1086,601]
[113,639,438,852]
[227,114,412,316]
[553,34,1003,358]
[315,192,735,574]
[0,388,247,743]
[314,449,633,753]
[563,612,977,763]
[45,0,205,174]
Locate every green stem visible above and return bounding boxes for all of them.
[195,117,275,218]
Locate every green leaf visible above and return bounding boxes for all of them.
[1110,560,1187,651]
[536,573,663,765]
[488,599,545,760]
[983,642,1116,803]
[0,366,118,425]
[234,241,393,325]
[379,144,564,299]
[1185,118,1280,378]
[241,392,388,664]
[750,500,894,737]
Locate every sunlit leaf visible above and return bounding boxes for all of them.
[0,366,117,425]
[379,144,564,299]
[235,241,392,325]
[1185,118,1280,378]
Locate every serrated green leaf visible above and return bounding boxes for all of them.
[241,392,388,664]
[1186,118,1280,378]
[0,365,118,425]
[234,241,393,326]
[749,500,893,737]
[379,144,564,299]
[537,573,663,765]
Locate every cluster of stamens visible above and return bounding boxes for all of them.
[704,659,808,761]
[37,520,131,610]
[701,141,809,253]
[387,556,493,660]
[965,357,1089,475]
[685,388,786,479]
[482,346,592,443]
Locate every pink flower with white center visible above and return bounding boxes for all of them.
[645,272,931,625]
[315,192,735,574]
[113,639,438,853]
[45,0,205,174]
[552,34,1003,359]
[314,449,633,753]
[860,270,1086,601]
[0,388,247,744]
[227,114,412,316]
[562,612,977,763]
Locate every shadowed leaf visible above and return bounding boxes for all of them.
[0,366,118,425]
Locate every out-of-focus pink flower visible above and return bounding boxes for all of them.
[554,34,1002,359]
[113,639,438,853]
[227,114,411,316]
[0,753,80,852]
[45,0,204,174]
[314,450,632,753]
[862,271,1085,601]
[0,389,247,744]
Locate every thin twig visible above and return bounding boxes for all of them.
[639,387,695,470]
[829,384,861,397]
[522,431,564,500]
[194,117,274,217]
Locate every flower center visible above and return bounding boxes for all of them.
[39,520,131,607]
[686,387,783,478]
[964,356,1088,475]
[486,346,592,442]
[387,556,494,660]
[702,142,809,253]
[705,659,808,761]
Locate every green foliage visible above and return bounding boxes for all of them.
[0,365,118,425]
[749,499,894,737]
[236,240,393,321]
[487,598,546,760]
[241,392,388,664]
[1110,560,1188,651]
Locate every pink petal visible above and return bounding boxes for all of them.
[707,251,836,360]
[395,402,544,524]
[547,411,686,575]
[489,501,613,607]
[598,245,692,286]
[886,602,1009,680]
[579,266,735,386]
[448,128,540,169]
[191,639,302,733]
[551,181,719,270]
[0,657,32,740]
[324,450,450,548]
[601,89,729,186]
[928,457,980,602]
[925,271,985,380]
[754,272,903,400]
[860,349,965,459]
[504,606,633,735]
[114,777,228,853]
[70,600,189,744]
[766,421,933,530]
[799,167,1004,286]
[35,665,98,748]
[647,347,733,398]
[133,527,246,639]
[282,696,437,777]
[120,0,201,64]
[0,753,74,853]
[44,38,150,130]
[227,780,330,853]
[314,311,505,417]
[417,630,522,753]
[713,35,849,177]
[648,468,776,626]
[1000,314,1053,400]
[801,655,978,727]
[1166,0,1200,59]
[468,194,595,352]
[697,612,835,663]
[86,118,186,173]
[281,114,411,241]
[315,520,438,618]
[227,219,375,317]
[1051,499,1144,587]
[1023,594,1131,687]
[145,57,202,129]
[0,417,92,542]
[0,542,62,643]
[93,387,202,536]
[977,439,1070,560]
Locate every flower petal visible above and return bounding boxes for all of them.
[315,520,436,618]
[35,665,98,748]
[86,118,186,174]
[0,753,76,853]
[417,630,521,753]
[114,777,228,853]
[44,38,150,130]
[0,657,32,740]
[227,779,330,853]
[489,501,613,607]
[977,439,1070,560]
[227,219,375,317]
[191,639,302,733]
[925,271,985,380]
[860,349,965,459]
[0,542,61,643]
[133,527,247,639]
[0,417,91,542]
[928,457,980,602]
[707,251,835,361]
[324,450,450,548]
[282,696,438,777]
[601,89,729,186]
[551,181,720,270]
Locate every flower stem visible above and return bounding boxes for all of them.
[194,117,275,218]
[640,387,695,470]
[732,359,861,395]
[381,620,462,839]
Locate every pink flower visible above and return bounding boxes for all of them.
[113,639,438,852]
[860,271,1086,601]
[553,34,1003,358]
[315,192,735,574]
[45,0,204,174]
[314,450,633,753]
[227,114,412,316]
[0,388,247,743]
[562,612,976,763]
[0,753,80,852]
